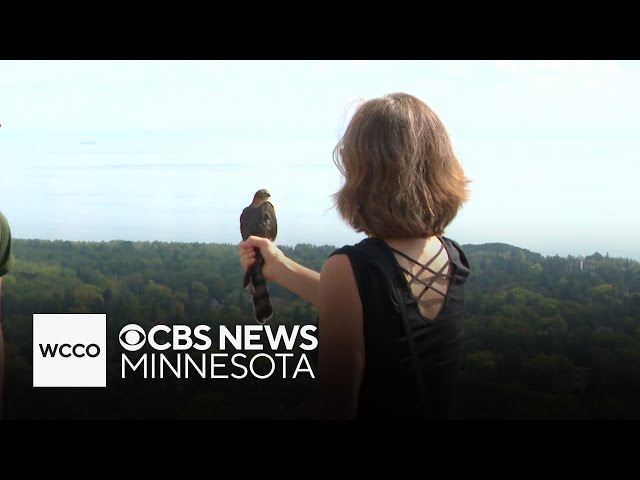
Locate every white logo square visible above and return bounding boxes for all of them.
[33,313,107,387]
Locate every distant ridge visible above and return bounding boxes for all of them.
[11,237,638,264]
[463,242,538,256]
[462,242,639,263]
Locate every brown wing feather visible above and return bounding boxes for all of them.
[260,201,277,241]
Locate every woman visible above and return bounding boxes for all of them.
[239,93,471,419]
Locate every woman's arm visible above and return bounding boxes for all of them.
[316,254,365,419]
[239,236,321,306]
[240,238,366,418]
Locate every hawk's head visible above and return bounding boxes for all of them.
[252,189,272,206]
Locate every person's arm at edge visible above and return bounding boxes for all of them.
[315,254,365,419]
[0,211,12,419]
[0,276,4,419]
[239,235,321,306]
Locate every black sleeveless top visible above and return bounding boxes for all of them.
[328,236,471,419]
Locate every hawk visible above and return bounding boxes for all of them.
[240,189,278,324]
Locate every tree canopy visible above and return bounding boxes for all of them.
[2,239,639,419]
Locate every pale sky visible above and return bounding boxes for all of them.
[1,60,639,260]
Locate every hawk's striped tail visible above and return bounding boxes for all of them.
[243,251,273,324]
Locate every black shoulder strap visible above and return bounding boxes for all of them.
[333,240,433,418]
[329,244,369,309]
[373,242,432,419]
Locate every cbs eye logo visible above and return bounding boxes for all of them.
[119,324,146,352]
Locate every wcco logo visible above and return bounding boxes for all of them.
[33,314,106,387]
[39,343,101,358]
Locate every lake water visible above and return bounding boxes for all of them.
[2,127,640,261]
[0,128,364,247]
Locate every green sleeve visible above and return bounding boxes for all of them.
[0,211,14,277]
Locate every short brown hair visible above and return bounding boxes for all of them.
[333,92,470,238]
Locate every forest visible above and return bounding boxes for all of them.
[2,239,640,419]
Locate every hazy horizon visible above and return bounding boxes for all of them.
[2,60,640,261]
[9,234,634,263]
